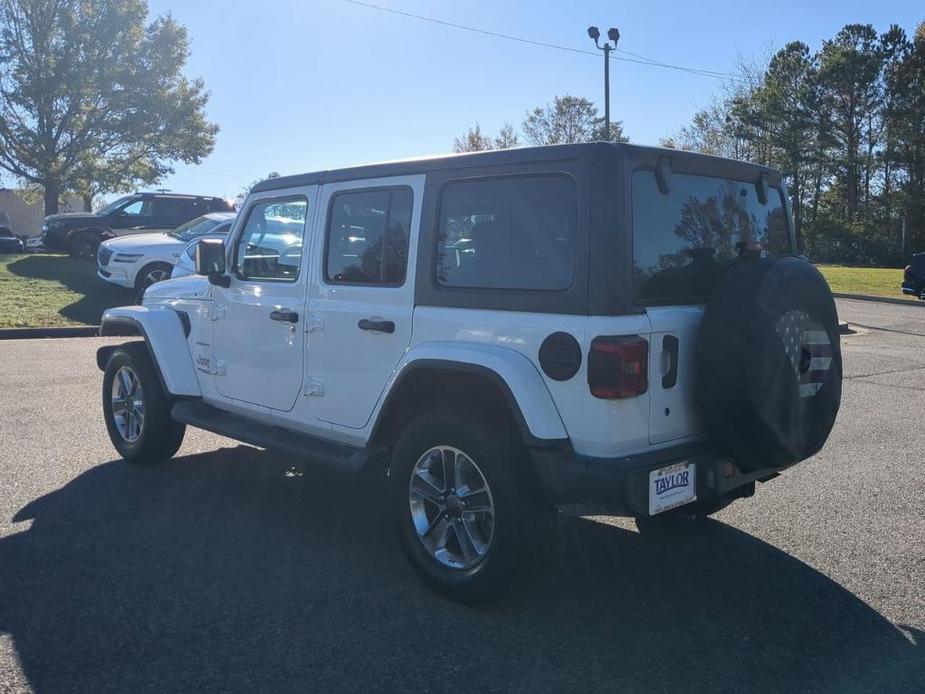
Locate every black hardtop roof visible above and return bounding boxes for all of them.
[252,142,782,194]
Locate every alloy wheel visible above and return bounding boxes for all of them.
[111,366,145,442]
[408,445,495,570]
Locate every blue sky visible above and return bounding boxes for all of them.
[141,0,922,200]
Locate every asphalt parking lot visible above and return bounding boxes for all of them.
[0,297,923,693]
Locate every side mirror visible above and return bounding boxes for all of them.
[194,238,230,287]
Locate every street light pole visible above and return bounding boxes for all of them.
[587,26,620,141]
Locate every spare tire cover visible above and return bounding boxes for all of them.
[694,257,842,472]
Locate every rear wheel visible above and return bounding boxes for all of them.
[102,343,185,464]
[390,412,554,603]
[69,230,101,260]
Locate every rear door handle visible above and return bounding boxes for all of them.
[270,309,299,323]
[358,318,395,334]
[662,334,679,389]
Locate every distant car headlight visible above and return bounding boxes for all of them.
[112,253,143,263]
[41,224,49,232]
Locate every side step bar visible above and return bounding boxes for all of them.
[171,400,381,473]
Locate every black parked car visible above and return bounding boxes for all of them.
[902,252,925,299]
[42,193,235,259]
[0,211,24,253]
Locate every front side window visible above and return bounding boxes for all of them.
[234,197,307,282]
[325,187,413,285]
[119,199,151,217]
[632,171,791,304]
[436,175,577,291]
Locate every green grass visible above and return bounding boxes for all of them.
[816,265,914,301]
[0,254,133,328]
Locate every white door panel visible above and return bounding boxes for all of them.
[212,186,317,412]
[307,175,424,429]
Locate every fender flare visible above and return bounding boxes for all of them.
[370,341,568,446]
[98,305,201,397]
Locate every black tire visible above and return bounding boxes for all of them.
[134,262,174,301]
[102,343,185,464]
[69,230,101,260]
[390,412,554,604]
[695,257,842,472]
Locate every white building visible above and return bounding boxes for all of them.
[0,189,84,238]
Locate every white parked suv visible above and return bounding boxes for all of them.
[96,144,843,602]
[97,212,236,294]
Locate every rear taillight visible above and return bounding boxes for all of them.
[588,335,649,399]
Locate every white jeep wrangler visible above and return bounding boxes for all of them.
[97,144,842,602]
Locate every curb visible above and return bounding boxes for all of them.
[0,326,100,340]
[833,292,923,307]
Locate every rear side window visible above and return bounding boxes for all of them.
[632,171,791,304]
[436,175,577,290]
[325,187,413,285]
[154,197,197,219]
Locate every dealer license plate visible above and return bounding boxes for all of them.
[648,461,697,515]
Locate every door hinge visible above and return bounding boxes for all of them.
[305,314,324,333]
[209,305,226,322]
[303,378,324,397]
[213,358,227,376]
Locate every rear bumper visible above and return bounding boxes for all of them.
[531,441,777,516]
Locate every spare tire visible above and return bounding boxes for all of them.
[694,257,842,472]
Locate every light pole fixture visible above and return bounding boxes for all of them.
[587,25,620,141]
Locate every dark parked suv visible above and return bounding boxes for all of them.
[42,193,235,259]
[902,252,925,299]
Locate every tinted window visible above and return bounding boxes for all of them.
[436,175,577,290]
[326,188,412,285]
[235,197,307,282]
[119,199,151,217]
[632,171,791,304]
[154,197,198,219]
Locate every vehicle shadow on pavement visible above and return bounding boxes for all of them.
[0,446,921,694]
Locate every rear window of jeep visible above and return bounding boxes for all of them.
[436,174,577,291]
[632,170,791,304]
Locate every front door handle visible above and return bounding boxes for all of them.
[270,309,299,323]
[358,318,395,334]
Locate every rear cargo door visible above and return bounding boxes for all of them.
[646,306,703,445]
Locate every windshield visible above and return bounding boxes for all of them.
[169,216,225,242]
[95,196,133,216]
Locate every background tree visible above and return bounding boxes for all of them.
[452,122,520,153]
[664,20,925,267]
[736,42,820,239]
[236,171,280,207]
[493,122,520,149]
[0,0,217,216]
[522,94,627,145]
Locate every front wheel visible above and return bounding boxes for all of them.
[69,231,100,260]
[102,343,185,464]
[134,262,173,302]
[390,412,554,603]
